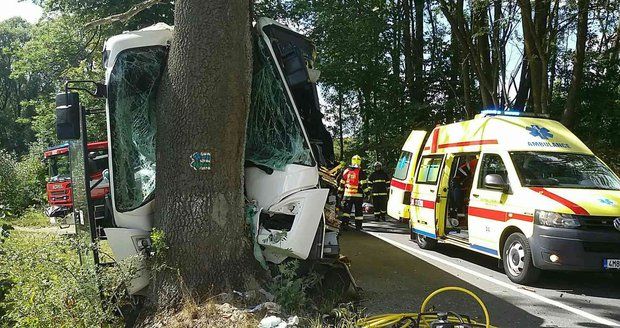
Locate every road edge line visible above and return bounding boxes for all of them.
[365,230,620,327]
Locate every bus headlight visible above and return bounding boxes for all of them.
[535,210,581,228]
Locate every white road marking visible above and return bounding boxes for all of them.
[365,230,620,327]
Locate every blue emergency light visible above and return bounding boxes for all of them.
[480,109,550,118]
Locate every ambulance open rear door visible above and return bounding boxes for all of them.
[387,131,427,221]
[410,155,445,242]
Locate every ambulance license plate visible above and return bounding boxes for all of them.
[604,259,620,269]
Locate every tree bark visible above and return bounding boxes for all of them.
[152,0,257,307]
[562,0,589,128]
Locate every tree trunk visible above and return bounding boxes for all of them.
[518,0,551,113]
[403,0,415,99]
[338,92,344,161]
[514,57,531,111]
[152,0,257,307]
[391,0,402,79]
[412,0,425,103]
[562,0,589,128]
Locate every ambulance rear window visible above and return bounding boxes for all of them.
[393,151,412,180]
[510,152,620,190]
[416,156,443,184]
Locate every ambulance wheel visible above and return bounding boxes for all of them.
[503,233,540,284]
[415,233,437,250]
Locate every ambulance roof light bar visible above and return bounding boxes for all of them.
[480,109,550,118]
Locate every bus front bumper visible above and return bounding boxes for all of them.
[530,225,620,271]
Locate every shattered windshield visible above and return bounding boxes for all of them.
[108,46,166,212]
[510,151,620,190]
[48,155,70,181]
[245,36,314,171]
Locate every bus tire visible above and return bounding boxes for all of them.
[503,232,540,284]
[415,233,437,250]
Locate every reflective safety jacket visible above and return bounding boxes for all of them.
[338,166,368,199]
[368,170,390,196]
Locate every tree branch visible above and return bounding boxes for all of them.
[84,0,166,29]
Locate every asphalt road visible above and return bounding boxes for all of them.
[340,217,620,328]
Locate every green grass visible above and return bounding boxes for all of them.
[0,209,49,228]
[0,230,123,327]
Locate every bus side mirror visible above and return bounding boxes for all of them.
[484,174,509,193]
[55,92,81,140]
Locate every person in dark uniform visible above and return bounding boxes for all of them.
[368,161,390,221]
[338,155,368,230]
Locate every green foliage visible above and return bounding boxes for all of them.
[268,260,321,313]
[14,209,49,228]
[0,230,140,327]
[0,18,35,155]
[0,143,46,217]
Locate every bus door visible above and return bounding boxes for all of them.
[411,155,445,239]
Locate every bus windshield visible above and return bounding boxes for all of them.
[510,151,620,190]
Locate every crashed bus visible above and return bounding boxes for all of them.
[55,18,341,295]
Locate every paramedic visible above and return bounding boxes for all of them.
[338,155,368,230]
[368,161,390,221]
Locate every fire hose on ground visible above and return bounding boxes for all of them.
[356,286,495,328]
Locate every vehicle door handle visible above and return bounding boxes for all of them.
[472,194,480,198]
[430,189,435,193]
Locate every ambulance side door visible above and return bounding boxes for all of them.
[411,155,445,239]
[468,152,510,257]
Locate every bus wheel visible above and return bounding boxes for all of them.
[415,233,437,250]
[503,233,540,284]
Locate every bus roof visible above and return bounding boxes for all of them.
[421,115,591,156]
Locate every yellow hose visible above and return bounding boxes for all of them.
[357,286,494,328]
[420,286,490,328]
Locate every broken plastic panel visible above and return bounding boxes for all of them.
[107,46,166,212]
[245,38,314,171]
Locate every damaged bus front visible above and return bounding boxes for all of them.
[56,18,339,295]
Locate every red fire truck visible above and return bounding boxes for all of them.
[44,141,109,219]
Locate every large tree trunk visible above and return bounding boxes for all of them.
[562,0,589,128]
[152,0,257,307]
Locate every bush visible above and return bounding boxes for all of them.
[0,151,20,217]
[0,230,135,327]
[0,142,47,218]
[268,260,321,314]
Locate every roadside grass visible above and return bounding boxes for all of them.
[0,208,49,228]
[0,229,123,327]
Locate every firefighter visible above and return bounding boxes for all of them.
[367,161,389,221]
[338,155,368,230]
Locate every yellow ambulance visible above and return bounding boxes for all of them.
[387,111,620,284]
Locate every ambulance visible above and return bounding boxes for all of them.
[387,111,620,284]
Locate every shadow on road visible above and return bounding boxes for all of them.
[340,230,546,327]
